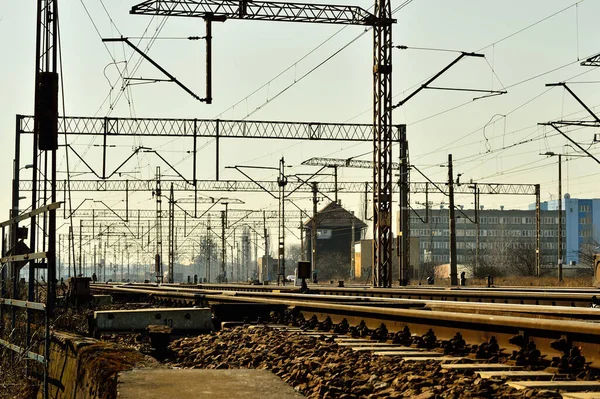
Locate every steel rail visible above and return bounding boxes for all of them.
[98,284,600,320]
[151,283,598,307]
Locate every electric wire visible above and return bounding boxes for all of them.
[234,0,415,121]
[56,8,78,276]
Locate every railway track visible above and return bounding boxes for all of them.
[156,282,600,307]
[261,325,600,397]
[91,283,600,397]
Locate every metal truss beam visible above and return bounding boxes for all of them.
[76,218,285,234]
[23,179,536,195]
[303,157,401,169]
[581,53,600,67]
[131,0,377,25]
[18,115,379,141]
[69,207,359,225]
[69,208,292,220]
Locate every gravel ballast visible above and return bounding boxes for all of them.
[167,326,562,399]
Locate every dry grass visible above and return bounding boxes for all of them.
[0,348,39,399]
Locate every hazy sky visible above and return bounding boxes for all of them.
[1,0,600,247]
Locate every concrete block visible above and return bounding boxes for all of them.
[94,307,213,333]
[92,295,112,306]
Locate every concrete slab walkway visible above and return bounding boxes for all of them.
[118,369,305,399]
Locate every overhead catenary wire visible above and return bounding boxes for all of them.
[56,8,78,276]
[227,0,415,121]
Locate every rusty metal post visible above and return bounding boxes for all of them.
[535,184,541,277]
[311,182,318,281]
[448,154,458,286]
[474,184,479,277]
[557,154,563,282]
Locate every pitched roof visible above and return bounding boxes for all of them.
[304,201,367,229]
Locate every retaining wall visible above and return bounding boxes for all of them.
[41,331,159,399]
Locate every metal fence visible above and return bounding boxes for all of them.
[0,202,60,399]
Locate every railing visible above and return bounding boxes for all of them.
[0,202,61,399]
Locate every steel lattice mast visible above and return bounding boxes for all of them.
[371,0,393,287]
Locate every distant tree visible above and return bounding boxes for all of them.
[465,237,552,278]
[315,251,348,281]
[465,246,505,279]
[575,237,600,276]
[285,243,303,268]
[508,241,541,277]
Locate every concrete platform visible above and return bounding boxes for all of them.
[507,381,600,392]
[118,369,305,399]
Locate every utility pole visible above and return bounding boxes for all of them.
[472,183,480,277]
[333,166,338,203]
[311,182,318,280]
[154,166,163,283]
[206,217,211,283]
[231,230,235,281]
[398,127,409,286]
[79,219,82,276]
[263,210,268,281]
[221,209,226,282]
[558,154,563,282]
[68,226,72,277]
[448,154,458,286]
[535,184,541,277]
[168,183,175,283]
[351,211,355,279]
[120,242,123,281]
[10,128,21,300]
[58,235,62,280]
[254,229,258,281]
[277,157,288,285]
[103,236,107,282]
[542,152,565,281]
[300,214,304,261]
